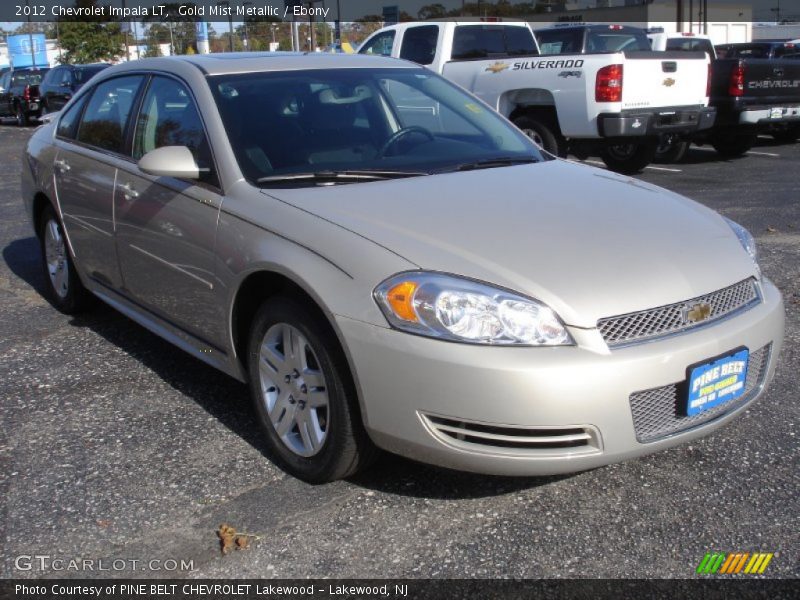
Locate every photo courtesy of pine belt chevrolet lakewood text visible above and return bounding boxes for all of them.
[22,53,784,482]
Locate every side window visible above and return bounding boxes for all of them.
[133,76,216,185]
[359,31,395,56]
[76,76,143,154]
[61,69,74,85]
[41,67,58,86]
[453,26,538,60]
[56,94,90,139]
[400,26,439,65]
[0,72,10,90]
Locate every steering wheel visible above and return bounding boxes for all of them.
[378,126,435,158]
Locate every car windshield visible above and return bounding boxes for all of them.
[209,67,543,186]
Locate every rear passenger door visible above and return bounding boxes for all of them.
[53,75,145,290]
[114,75,226,346]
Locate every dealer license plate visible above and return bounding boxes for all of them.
[686,349,749,416]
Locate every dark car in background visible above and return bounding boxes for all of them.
[39,63,110,113]
[0,67,50,126]
[715,41,799,60]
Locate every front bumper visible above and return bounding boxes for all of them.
[598,106,716,138]
[338,279,783,476]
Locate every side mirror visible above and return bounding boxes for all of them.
[138,146,201,180]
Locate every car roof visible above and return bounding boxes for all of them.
[109,52,417,76]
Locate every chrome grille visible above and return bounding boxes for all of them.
[421,414,601,454]
[598,279,760,347]
[629,344,771,443]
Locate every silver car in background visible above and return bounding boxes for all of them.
[22,53,784,482]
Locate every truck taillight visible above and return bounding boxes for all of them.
[23,85,31,102]
[596,64,623,103]
[728,62,745,97]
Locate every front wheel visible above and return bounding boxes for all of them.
[600,139,658,174]
[710,132,756,158]
[247,297,377,483]
[513,114,567,158]
[39,204,92,313]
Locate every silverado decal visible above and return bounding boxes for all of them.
[512,59,584,71]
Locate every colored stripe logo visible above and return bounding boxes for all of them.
[696,552,774,574]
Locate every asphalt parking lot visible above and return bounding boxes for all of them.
[1,123,798,580]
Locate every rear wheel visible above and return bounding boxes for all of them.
[654,133,689,164]
[15,104,29,127]
[710,131,756,158]
[247,297,377,483]
[513,114,567,158]
[39,204,92,313]
[600,139,658,174]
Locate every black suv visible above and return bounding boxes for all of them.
[39,63,110,113]
[0,67,50,126]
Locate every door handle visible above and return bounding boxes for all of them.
[118,182,139,200]
[54,158,70,173]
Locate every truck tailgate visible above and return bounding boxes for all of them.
[621,51,709,110]
[711,58,800,105]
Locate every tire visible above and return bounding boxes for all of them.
[513,114,567,158]
[247,297,377,483]
[771,126,799,144]
[600,139,658,174]
[710,132,756,158]
[654,134,689,164]
[38,204,92,313]
[15,103,29,127]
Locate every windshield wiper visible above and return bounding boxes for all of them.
[453,157,540,172]
[257,170,428,185]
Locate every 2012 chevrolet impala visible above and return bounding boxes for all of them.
[22,54,784,482]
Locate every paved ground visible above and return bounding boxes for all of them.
[1,123,798,579]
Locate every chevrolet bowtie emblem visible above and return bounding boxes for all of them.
[685,302,712,323]
[485,62,509,74]
[663,77,676,87]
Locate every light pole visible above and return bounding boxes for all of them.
[25,0,36,67]
[242,2,253,50]
[216,1,234,52]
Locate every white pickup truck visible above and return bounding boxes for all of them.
[359,21,715,173]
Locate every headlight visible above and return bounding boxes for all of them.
[374,272,573,346]
[724,217,758,263]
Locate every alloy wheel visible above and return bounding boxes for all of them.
[258,323,329,457]
[44,218,69,299]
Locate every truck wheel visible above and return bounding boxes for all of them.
[15,104,29,127]
[513,115,567,158]
[247,297,378,483]
[710,132,756,158]
[600,139,657,174]
[771,126,799,144]
[655,134,689,164]
[39,204,93,313]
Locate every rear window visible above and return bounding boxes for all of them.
[451,25,537,60]
[536,29,584,55]
[586,30,651,53]
[666,37,715,58]
[717,44,771,59]
[12,70,47,86]
[75,65,108,83]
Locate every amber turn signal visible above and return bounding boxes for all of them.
[386,281,419,322]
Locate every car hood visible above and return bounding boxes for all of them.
[261,161,758,328]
